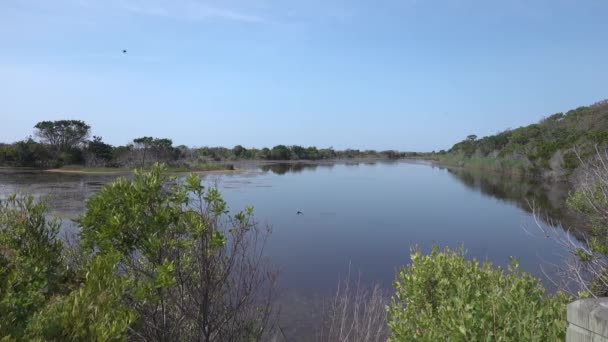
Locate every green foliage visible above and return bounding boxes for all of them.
[78,164,183,255]
[13,138,53,168]
[567,181,608,255]
[77,164,274,340]
[497,142,524,158]
[0,144,18,166]
[270,145,291,160]
[387,247,569,341]
[562,151,579,171]
[0,194,65,339]
[25,252,134,341]
[232,144,246,158]
[85,136,114,166]
[0,165,275,340]
[132,136,176,166]
[445,100,608,175]
[2,119,414,169]
[587,130,608,144]
[34,120,91,152]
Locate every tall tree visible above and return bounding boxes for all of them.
[232,145,246,158]
[133,137,154,167]
[85,136,114,166]
[133,137,174,167]
[34,120,91,151]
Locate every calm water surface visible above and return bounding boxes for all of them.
[0,161,580,334]
[217,161,577,293]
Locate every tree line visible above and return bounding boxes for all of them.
[0,120,416,169]
[439,99,608,177]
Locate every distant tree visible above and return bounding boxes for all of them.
[133,137,154,167]
[270,145,291,160]
[14,138,53,168]
[381,150,401,159]
[232,145,246,158]
[0,144,18,166]
[111,145,132,166]
[466,134,477,142]
[34,120,91,151]
[305,146,319,160]
[319,148,337,160]
[257,148,271,160]
[591,99,608,108]
[290,145,307,159]
[342,149,359,159]
[85,136,113,166]
[132,137,173,167]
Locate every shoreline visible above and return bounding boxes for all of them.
[43,167,244,176]
[2,158,410,176]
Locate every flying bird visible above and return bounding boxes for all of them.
[296,211,303,215]
[122,49,127,54]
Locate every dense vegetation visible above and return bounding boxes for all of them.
[0,165,277,340]
[0,120,414,170]
[387,247,569,341]
[559,148,608,297]
[438,99,608,178]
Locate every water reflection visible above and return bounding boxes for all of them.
[258,160,404,175]
[259,163,333,175]
[442,166,585,235]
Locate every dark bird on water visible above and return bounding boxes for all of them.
[297,211,303,215]
[122,49,127,54]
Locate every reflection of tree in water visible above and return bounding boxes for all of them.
[260,160,402,175]
[260,163,334,175]
[444,167,586,235]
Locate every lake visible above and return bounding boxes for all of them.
[0,160,581,336]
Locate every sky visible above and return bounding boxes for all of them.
[1,0,607,151]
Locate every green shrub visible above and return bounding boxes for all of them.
[562,151,579,171]
[0,195,65,339]
[587,131,608,144]
[24,252,134,341]
[387,247,569,341]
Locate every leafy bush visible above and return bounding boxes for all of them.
[587,131,608,144]
[0,165,277,341]
[567,177,608,255]
[76,164,277,340]
[387,247,569,341]
[0,195,65,339]
[25,252,134,341]
[562,151,579,171]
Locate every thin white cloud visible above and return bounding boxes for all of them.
[3,0,266,24]
[113,0,265,23]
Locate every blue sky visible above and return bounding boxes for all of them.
[1,0,607,151]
